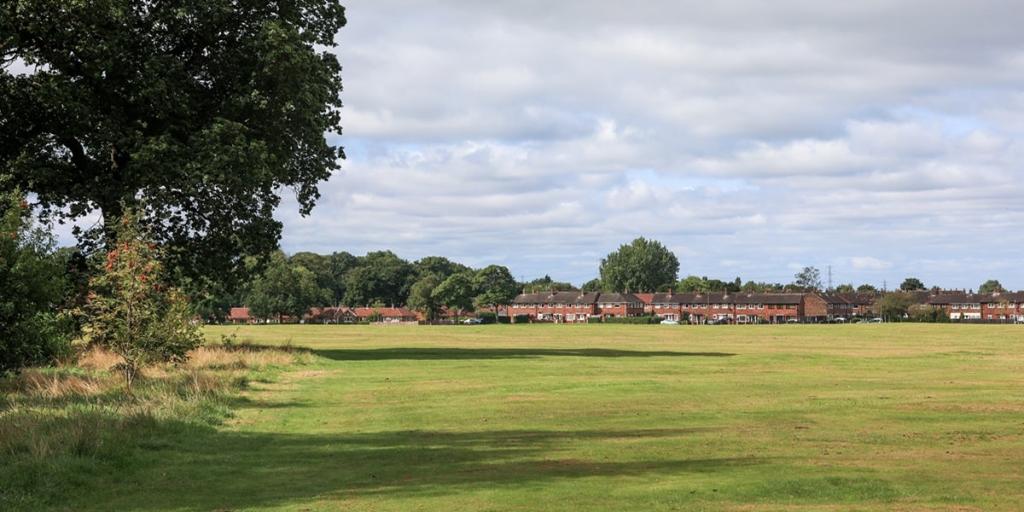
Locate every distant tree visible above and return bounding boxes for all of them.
[599,238,679,293]
[473,265,518,316]
[523,275,576,293]
[247,253,327,322]
[873,293,915,322]
[857,284,878,293]
[326,251,360,303]
[84,211,202,389]
[677,275,710,293]
[834,284,855,293]
[0,189,72,373]
[2,1,348,288]
[433,271,476,321]
[978,280,1005,294]
[290,252,335,298]
[407,274,443,321]
[413,256,470,281]
[908,304,949,323]
[793,267,823,291]
[900,277,926,291]
[342,251,414,306]
[580,278,604,292]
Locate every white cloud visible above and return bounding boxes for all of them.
[268,0,1024,288]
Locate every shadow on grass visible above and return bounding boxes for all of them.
[100,426,763,511]
[313,347,736,361]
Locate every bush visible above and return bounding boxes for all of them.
[84,211,203,389]
[477,312,497,324]
[601,315,662,324]
[513,314,531,324]
[0,190,73,374]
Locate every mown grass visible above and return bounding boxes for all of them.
[3,324,1024,511]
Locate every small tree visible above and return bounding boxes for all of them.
[247,252,327,322]
[85,212,202,389]
[873,293,915,322]
[793,267,823,291]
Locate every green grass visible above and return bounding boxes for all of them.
[7,324,1024,511]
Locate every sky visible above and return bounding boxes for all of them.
[59,1,1024,289]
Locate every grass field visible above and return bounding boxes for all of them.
[12,324,1024,510]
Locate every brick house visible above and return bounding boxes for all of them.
[928,291,1024,321]
[352,307,418,323]
[510,291,600,323]
[228,307,254,324]
[306,306,357,324]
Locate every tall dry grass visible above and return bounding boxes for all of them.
[0,342,311,468]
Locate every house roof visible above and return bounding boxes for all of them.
[352,307,417,318]
[228,307,251,320]
[597,292,642,304]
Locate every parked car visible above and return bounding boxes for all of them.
[868,318,883,323]
[462,318,482,325]
[786,318,800,324]
[832,317,847,323]
[660,319,679,325]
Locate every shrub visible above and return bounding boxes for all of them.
[513,314,531,323]
[477,312,497,324]
[84,211,202,390]
[0,189,73,374]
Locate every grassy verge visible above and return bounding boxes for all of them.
[0,341,312,511]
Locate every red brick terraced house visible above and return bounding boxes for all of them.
[928,291,1024,322]
[510,291,600,323]
[228,307,255,324]
[641,292,825,324]
[305,306,357,324]
[597,293,646,319]
[352,307,418,323]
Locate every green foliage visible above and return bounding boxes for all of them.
[834,284,855,293]
[793,267,823,291]
[2,0,347,289]
[414,256,470,282]
[247,253,327,322]
[873,293,915,322]
[580,278,605,292]
[407,274,443,321]
[857,284,878,293]
[678,275,745,293]
[600,238,679,293]
[433,271,476,316]
[0,190,72,373]
[84,212,203,389]
[978,280,1004,294]
[343,251,414,307]
[473,265,518,311]
[908,304,950,323]
[522,275,576,293]
[900,277,926,291]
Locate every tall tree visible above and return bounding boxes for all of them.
[342,251,413,306]
[900,277,926,291]
[407,274,442,321]
[857,284,878,293]
[473,265,517,316]
[433,271,476,321]
[1,0,347,288]
[580,278,604,292]
[523,275,576,293]
[413,256,470,281]
[599,237,679,293]
[247,253,327,322]
[793,267,823,291]
[978,280,1005,294]
[834,284,855,293]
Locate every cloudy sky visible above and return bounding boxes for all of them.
[274,0,1024,290]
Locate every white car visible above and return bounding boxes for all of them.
[462,318,482,325]
[660,319,679,325]
[868,318,883,323]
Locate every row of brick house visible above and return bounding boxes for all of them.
[227,306,419,324]
[223,290,1024,325]
[510,291,860,323]
[926,291,1024,321]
